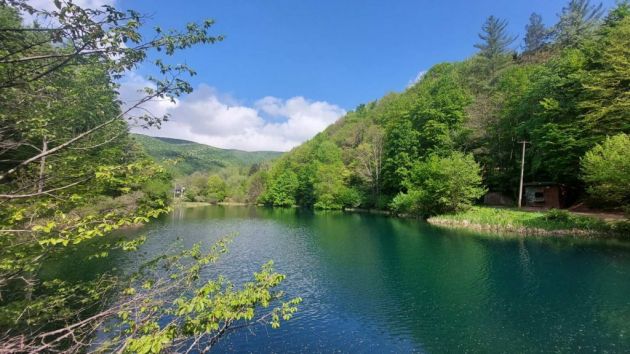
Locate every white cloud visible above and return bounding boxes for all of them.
[117,71,179,122]
[120,76,346,152]
[407,70,427,88]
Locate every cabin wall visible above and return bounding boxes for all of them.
[524,185,562,209]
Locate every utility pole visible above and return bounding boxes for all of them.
[518,141,529,208]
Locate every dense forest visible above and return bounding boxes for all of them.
[251,0,630,216]
[0,2,298,352]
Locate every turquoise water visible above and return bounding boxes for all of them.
[47,206,630,352]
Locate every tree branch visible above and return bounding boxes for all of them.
[0,177,90,199]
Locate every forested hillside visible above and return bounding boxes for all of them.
[134,133,282,203]
[253,0,630,215]
[133,134,281,175]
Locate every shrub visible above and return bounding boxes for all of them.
[581,133,630,208]
[338,187,362,209]
[612,220,630,235]
[544,208,573,222]
[390,152,486,217]
[390,189,426,216]
[314,193,341,210]
[312,187,362,210]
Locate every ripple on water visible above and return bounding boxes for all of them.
[46,206,630,352]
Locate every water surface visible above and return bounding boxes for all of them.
[48,206,630,352]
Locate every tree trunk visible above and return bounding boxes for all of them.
[37,137,47,193]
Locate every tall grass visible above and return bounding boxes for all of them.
[428,207,628,236]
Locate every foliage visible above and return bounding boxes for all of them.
[257,1,629,215]
[111,240,301,353]
[0,1,299,352]
[523,13,550,53]
[260,169,299,207]
[474,15,517,76]
[427,206,623,235]
[544,208,574,222]
[554,0,604,47]
[206,174,227,202]
[390,152,486,217]
[0,237,301,353]
[581,133,630,207]
[580,10,630,134]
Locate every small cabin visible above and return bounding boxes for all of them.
[523,182,568,209]
[174,186,185,198]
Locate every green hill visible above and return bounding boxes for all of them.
[253,4,630,212]
[132,134,282,176]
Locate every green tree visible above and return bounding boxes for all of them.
[390,152,486,217]
[523,13,550,53]
[313,162,348,210]
[262,170,299,207]
[207,174,227,202]
[554,0,604,47]
[474,15,517,76]
[311,141,354,210]
[383,119,420,194]
[520,49,591,186]
[182,172,209,201]
[580,10,630,135]
[353,125,384,204]
[581,133,630,207]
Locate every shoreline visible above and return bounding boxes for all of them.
[170,202,628,239]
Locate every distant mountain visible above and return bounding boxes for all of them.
[132,134,282,175]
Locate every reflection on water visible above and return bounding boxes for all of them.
[46,206,630,352]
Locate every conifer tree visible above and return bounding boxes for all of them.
[580,7,630,134]
[523,13,549,53]
[474,16,517,76]
[554,0,604,47]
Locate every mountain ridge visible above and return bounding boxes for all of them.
[132,133,282,176]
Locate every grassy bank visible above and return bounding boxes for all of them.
[428,207,629,237]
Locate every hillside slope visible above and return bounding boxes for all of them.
[132,134,282,175]
[253,4,630,212]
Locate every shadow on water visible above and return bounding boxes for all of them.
[44,205,630,353]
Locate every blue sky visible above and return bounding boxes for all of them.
[123,0,616,108]
[109,0,618,150]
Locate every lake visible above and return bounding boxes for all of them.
[46,205,630,352]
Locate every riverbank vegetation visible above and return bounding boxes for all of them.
[0,2,298,352]
[428,207,630,237]
[249,0,630,220]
